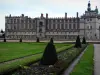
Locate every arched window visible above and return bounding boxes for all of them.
[90,26,92,29]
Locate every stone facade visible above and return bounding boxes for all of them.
[5,2,100,40]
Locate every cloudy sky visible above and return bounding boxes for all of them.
[0,0,100,30]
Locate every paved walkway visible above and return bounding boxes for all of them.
[94,44,100,75]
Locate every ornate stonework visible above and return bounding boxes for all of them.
[5,2,100,40]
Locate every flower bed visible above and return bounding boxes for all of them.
[0,44,74,75]
[13,44,87,75]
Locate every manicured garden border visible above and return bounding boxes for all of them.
[0,44,74,75]
[70,44,94,75]
[57,44,87,75]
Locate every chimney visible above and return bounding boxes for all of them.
[77,12,79,18]
[9,14,11,17]
[46,13,48,18]
[22,14,24,17]
[65,12,67,18]
[41,13,43,18]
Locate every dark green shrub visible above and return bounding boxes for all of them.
[74,35,81,48]
[1,29,4,33]
[50,38,54,44]
[82,37,86,44]
[2,33,5,38]
[40,42,58,65]
[4,38,6,42]
[19,38,22,42]
[36,37,39,42]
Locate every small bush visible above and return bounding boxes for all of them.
[19,38,22,42]
[74,35,81,48]
[82,37,86,44]
[3,38,6,42]
[40,42,58,65]
[2,33,5,38]
[36,37,39,42]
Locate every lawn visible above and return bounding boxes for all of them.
[0,42,71,63]
[70,44,94,75]
[0,42,74,74]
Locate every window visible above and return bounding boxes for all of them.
[21,20,24,23]
[49,20,51,23]
[73,19,75,22]
[58,24,60,29]
[61,24,64,29]
[39,21,43,26]
[14,19,16,23]
[69,24,71,29]
[33,20,35,23]
[17,19,19,23]
[87,19,89,21]
[90,18,92,21]
[90,26,92,29]
[73,24,76,29]
[69,19,71,22]
[53,20,55,23]
[87,26,89,29]
[65,24,67,29]
[11,19,13,23]
[57,20,59,22]
[65,20,67,22]
[53,24,55,29]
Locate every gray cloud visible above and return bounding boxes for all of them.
[0,0,100,30]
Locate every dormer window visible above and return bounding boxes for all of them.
[87,19,89,21]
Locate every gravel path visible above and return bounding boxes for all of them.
[94,44,100,75]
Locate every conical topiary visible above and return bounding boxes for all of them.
[82,37,86,44]
[19,38,22,42]
[40,42,58,65]
[36,37,39,42]
[50,38,54,44]
[74,35,81,48]
[4,38,6,42]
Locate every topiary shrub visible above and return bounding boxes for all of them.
[40,42,58,65]
[4,38,6,42]
[50,38,54,44]
[19,38,22,42]
[36,37,40,42]
[82,37,86,44]
[2,33,5,38]
[74,35,81,48]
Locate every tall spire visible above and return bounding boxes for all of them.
[87,1,91,11]
[95,6,98,13]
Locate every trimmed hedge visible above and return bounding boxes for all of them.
[56,44,87,75]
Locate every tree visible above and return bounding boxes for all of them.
[4,38,6,42]
[40,42,58,65]
[36,37,39,42]
[74,35,82,48]
[50,38,54,44]
[19,38,22,42]
[82,37,86,44]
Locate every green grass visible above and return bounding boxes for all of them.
[0,42,74,74]
[70,44,94,75]
[0,42,70,63]
[0,54,42,74]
